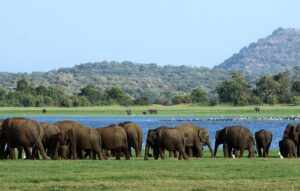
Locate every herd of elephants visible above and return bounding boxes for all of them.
[0,117,299,160]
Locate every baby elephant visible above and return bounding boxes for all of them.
[255,129,272,157]
[279,138,297,158]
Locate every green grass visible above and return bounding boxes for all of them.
[1,104,300,117]
[0,155,299,191]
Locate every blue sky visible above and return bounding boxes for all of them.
[0,1,300,72]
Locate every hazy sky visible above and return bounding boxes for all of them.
[1,1,300,72]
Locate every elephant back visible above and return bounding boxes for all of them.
[98,124,128,149]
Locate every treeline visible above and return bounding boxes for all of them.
[0,79,206,107]
[0,71,300,107]
[215,72,300,105]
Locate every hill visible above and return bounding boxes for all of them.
[0,62,228,97]
[1,28,300,98]
[215,28,300,77]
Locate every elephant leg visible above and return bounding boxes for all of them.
[134,143,140,158]
[36,139,50,160]
[257,145,262,157]
[168,151,173,158]
[123,147,130,160]
[128,145,132,157]
[17,147,23,159]
[8,147,16,160]
[32,146,40,160]
[262,147,267,158]
[52,143,60,160]
[144,144,150,160]
[159,147,165,160]
[177,145,188,160]
[266,144,271,157]
[173,151,178,158]
[187,147,193,158]
[153,147,159,160]
[223,144,229,158]
[0,143,7,159]
[239,148,244,158]
[115,149,121,160]
[24,147,32,160]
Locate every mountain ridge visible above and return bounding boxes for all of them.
[1,27,300,97]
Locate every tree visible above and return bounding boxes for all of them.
[134,96,150,105]
[105,87,132,105]
[172,95,192,104]
[255,76,280,105]
[216,72,252,105]
[273,72,291,103]
[35,85,48,96]
[16,79,29,92]
[0,87,6,100]
[292,81,300,96]
[190,88,208,104]
[79,85,102,104]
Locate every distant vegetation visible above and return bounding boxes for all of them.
[0,70,300,107]
[1,28,300,106]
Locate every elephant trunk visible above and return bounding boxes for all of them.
[206,141,213,158]
[214,141,219,158]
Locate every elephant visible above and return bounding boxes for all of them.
[38,122,65,159]
[255,129,272,157]
[176,123,213,158]
[279,138,297,158]
[0,118,49,160]
[282,124,300,156]
[97,124,130,160]
[144,128,161,160]
[214,126,255,158]
[54,120,105,160]
[119,121,143,157]
[155,126,188,160]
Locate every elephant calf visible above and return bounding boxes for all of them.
[255,129,272,157]
[279,138,297,158]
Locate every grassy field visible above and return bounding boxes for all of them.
[1,105,299,191]
[1,104,300,117]
[0,156,299,191]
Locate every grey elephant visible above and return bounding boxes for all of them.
[282,124,300,156]
[144,127,161,160]
[0,118,49,160]
[54,120,105,160]
[119,121,143,157]
[279,138,297,158]
[97,124,130,160]
[155,126,188,160]
[176,123,213,158]
[214,126,255,158]
[255,129,272,157]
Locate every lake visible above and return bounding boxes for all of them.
[1,116,299,149]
